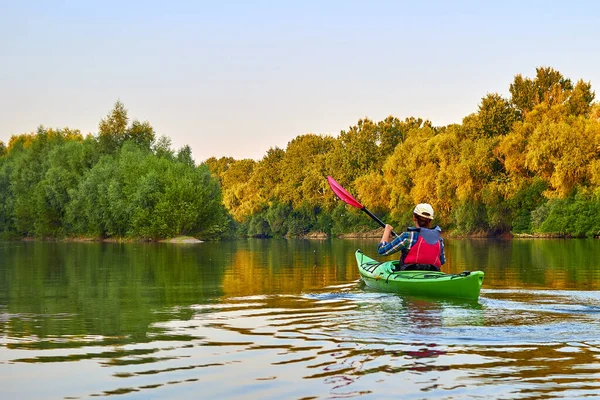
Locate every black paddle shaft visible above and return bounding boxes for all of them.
[361,208,398,237]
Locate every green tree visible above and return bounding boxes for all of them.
[265,202,292,237]
[152,135,174,159]
[0,155,14,236]
[34,138,97,236]
[98,101,156,153]
[67,143,229,240]
[7,127,84,236]
[176,145,195,166]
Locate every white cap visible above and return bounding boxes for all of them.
[413,203,434,219]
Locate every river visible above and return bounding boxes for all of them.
[1,238,600,399]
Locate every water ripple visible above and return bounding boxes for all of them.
[3,289,600,399]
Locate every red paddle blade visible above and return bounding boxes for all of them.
[327,176,364,209]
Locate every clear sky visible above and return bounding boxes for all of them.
[2,0,600,162]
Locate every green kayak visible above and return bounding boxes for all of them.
[355,250,484,300]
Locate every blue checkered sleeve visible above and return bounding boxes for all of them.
[377,231,414,256]
[439,236,446,265]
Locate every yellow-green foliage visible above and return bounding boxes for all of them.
[208,67,600,236]
[3,68,598,239]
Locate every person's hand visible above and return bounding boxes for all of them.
[381,224,394,243]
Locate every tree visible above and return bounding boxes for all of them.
[127,120,155,149]
[98,101,156,153]
[98,101,129,153]
[67,142,230,239]
[7,127,85,236]
[219,159,257,221]
[34,139,95,236]
[378,116,431,158]
[525,118,598,197]
[353,172,390,213]
[326,119,381,186]
[383,124,438,224]
[510,74,536,117]
[477,93,518,137]
[567,79,596,116]
[176,145,195,166]
[534,66,573,104]
[509,67,593,119]
[152,135,174,159]
[205,156,236,185]
[246,147,284,207]
[0,156,14,235]
[279,134,334,208]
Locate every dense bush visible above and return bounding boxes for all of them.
[0,104,231,240]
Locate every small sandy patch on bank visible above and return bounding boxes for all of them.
[160,236,203,243]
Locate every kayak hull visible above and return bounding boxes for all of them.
[355,250,484,300]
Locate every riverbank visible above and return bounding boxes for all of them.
[13,235,204,243]
[4,231,590,242]
[307,229,587,239]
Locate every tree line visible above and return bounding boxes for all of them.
[2,67,599,240]
[206,67,600,238]
[0,102,231,240]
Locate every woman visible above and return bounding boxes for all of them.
[377,203,445,271]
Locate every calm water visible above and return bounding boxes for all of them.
[1,238,600,399]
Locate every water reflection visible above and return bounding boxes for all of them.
[447,238,600,289]
[1,239,600,399]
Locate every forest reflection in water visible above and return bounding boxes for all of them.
[1,238,600,399]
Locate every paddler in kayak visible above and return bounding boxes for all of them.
[378,203,446,271]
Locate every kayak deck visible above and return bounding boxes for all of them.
[355,250,484,300]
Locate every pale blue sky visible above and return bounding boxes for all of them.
[2,1,599,161]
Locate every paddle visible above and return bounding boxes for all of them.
[326,176,398,237]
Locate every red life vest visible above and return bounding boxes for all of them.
[403,228,442,268]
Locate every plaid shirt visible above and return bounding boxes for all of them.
[377,226,446,265]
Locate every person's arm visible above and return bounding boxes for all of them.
[439,236,446,265]
[378,227,411,256]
